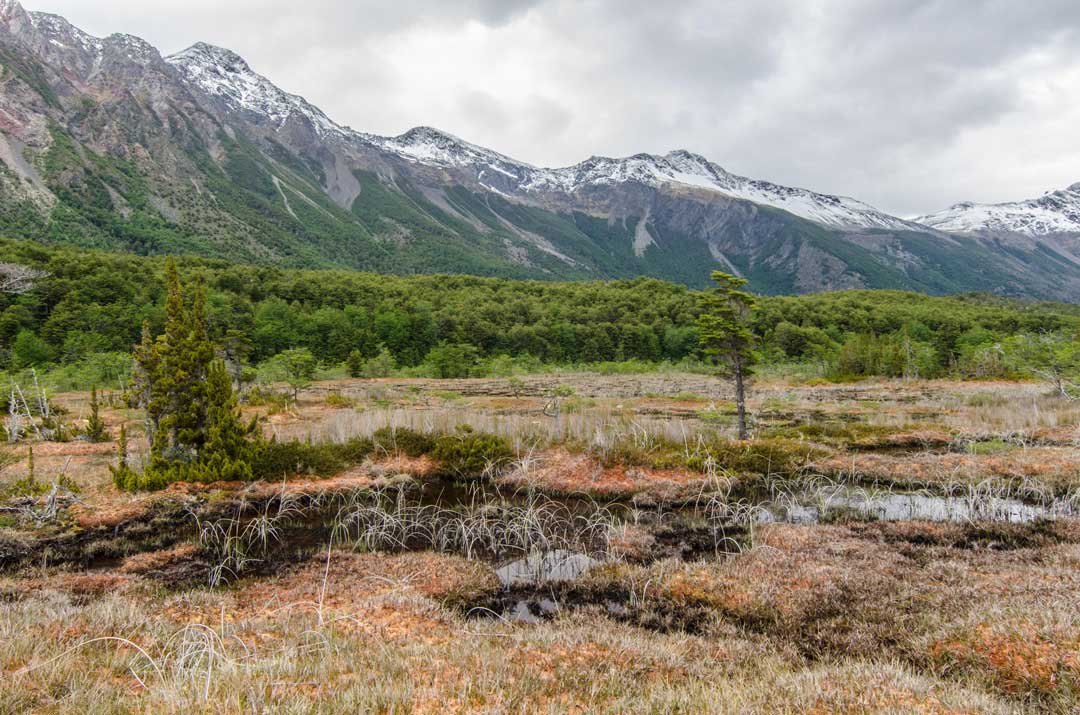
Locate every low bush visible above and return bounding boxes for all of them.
[601,434,827,475]
[373,427,435,458]
[431,428,514,479]
[249,436,374,481]
[764,421,894,446]
[691,437,828,474]
[324,391,356,408]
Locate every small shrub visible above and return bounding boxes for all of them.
[248,436,374,481]
[324,391,356,408]
[373,427,434,458]
[85,386,109,442]
[245,386,290,412]
[689,437,828,474]
[2,473,49,498]
[431,428,514,479]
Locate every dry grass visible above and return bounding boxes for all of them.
[591,521,1080,710]
[3,374,1079,713]
[498,448,709,501]
[818,447,1080,495]
[0,543,1029,714]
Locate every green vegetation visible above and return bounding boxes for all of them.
[84,387,108,443]
[698,271,757,439]
[273,347,318,401]
[0,239,1078,394]
[430,428,515,479]
[112,261,258,490]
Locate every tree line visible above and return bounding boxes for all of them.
[1,237,1078,384]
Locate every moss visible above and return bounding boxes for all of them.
[763,421,895,447]
[600,434,828,475]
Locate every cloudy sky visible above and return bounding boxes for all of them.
[19,0,1080,216]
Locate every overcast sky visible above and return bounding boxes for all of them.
[19,0,1080,216]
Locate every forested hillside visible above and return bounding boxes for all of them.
[2,238,1078,387]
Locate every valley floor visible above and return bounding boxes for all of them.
[1,374,1078,713]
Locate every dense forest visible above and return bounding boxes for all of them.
[1,237,1078,389]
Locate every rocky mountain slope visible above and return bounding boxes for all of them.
[2,1,1080,298]
[916,183,1080,237]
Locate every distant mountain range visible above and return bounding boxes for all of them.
[2,1,1080,298]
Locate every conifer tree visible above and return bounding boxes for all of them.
[116,423,128,471]
[85,386,108,443]
[698,271,757,440]
[199,359,257,481]
[124,261,260,490]
[346,349,364,378]
[147,260,213,463]
[109,422,138,490]
[133,320,160,449]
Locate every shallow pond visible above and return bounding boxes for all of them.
[758,488,1069,525]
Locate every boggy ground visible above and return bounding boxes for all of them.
[1,374,1079,713]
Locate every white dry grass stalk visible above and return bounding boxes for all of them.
[331,484,618,565]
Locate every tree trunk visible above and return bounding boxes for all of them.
[734,357,748,440]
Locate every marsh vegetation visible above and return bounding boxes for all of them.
[1,370,1079,713]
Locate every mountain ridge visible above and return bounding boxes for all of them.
[2,0,1080,299]
[915,182,1080,238]
[166,40,917,232]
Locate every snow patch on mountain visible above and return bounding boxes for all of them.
[517,150,914,230]
[373,135,914,231]
[915,183,1080,236]
[372,126,529,176]
[166,43,347,138]
[164,42,913,232]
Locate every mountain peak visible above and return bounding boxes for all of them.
[399,125,457,139]
[916,183,1080,236]
[104,32,160,59]
[375,125,529,173]
[169,42,251,74]
[666,148,709,162]
[167,42,344,137]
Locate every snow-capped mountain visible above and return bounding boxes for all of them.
[915,183,1080,237]
[167,43,349,139]
[3,0,1080,299]
[358,126,914,231]
[519,150,914,231]
[165,40,912,232]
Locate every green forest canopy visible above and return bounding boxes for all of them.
[1,237,1078,381]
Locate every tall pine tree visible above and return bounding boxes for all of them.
[147,260,213,464]
[124,259,258,489]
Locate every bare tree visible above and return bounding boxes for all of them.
[0,262,49,295]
